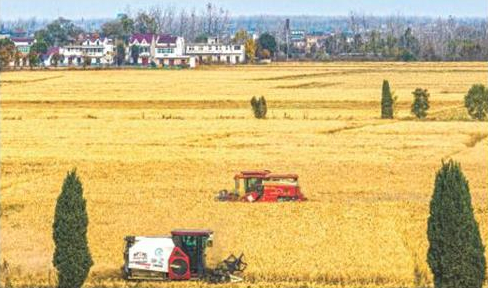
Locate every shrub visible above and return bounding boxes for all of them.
[251,96,268,119]
[465,84,488,120]
[53,169,93,288]
[381,80,395,119]
[411,88,430,119]
[427,160,486,288]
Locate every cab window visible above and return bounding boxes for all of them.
[245,178,262,193]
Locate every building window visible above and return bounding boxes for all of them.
[157,48,174,54]
[234,45,241,50]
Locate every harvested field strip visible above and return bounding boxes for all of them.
[1,100,461,110]
[0,75,64,85]
[256,68,488,81]
[465,132,488,148]
[319,121,397,135]
[275,82,343,89]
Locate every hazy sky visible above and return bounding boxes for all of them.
[1,0,487,20]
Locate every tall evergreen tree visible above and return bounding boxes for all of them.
[381,80,394,119]
[427,160,486,288]
[411,88,430,119]
[53,169,93,288]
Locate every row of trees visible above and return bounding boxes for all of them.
[100,3,231,47]
[381,81,488,120]
[318,25,488,61]
[251,82,486,122]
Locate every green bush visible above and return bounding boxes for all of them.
[465,84,488,120]
[411,88,430,119]
[427,160,486,288]
[53,169,93,288]
[251,96,268,119]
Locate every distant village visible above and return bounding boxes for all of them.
[1,31,247,69]
[0,22,336,69]
[0,4,486,70]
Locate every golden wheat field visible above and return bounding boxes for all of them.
[1,62,487,288]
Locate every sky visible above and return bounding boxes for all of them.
[0,0,487,20]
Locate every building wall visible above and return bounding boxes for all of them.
[186,43,245,64]
[58,40,114,66]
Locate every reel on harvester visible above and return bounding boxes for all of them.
[207,254,247,283]
[215,189,240,202]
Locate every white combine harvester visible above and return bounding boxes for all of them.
[123,229,246,283]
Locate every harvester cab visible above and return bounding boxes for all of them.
[216,170,307,202]
[171,230,213,279]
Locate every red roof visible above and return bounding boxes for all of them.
[45,47,59,56]
[171,229,213,237]
[157,34,177,44]
[130,33,154,44]
[11,37,34,44]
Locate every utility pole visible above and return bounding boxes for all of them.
[285,19,290,62]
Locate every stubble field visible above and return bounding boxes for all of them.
[1,62,487,288]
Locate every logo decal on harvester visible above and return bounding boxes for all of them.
[133,252,147,262]
[155,248,164,257]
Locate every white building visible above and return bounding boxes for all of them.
[59,36,114,66]
[128,33,194,68]
[11,37,36,54]
[186,37,245,65]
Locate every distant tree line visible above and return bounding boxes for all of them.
[1,4,487,69]
[101,3,231,44]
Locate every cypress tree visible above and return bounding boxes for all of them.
[381,80,394,119]
[259,96,268,119]
[427,160,486,288]
[53,169,93,288]
[411,88,430,119]
[251,96,259,118]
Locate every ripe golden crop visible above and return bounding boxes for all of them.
[1,62,487,288]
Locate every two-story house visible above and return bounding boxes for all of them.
[186,37,245,65]
[128,33,153,65]
[11,37,36,54]
[9,37,36,67]
[59,36,114,66]
[290,30,307,51]
[155,34,194,67]
[128,33,194,68]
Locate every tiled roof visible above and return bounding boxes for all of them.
[130,33,154,44]
[11,37,35,44]
[157,34,177,44]
[45,47,60,56]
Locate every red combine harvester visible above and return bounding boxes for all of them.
[216,170,307,202]
[123,229,246,283]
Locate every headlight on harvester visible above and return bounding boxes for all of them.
[207,234,214,247]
